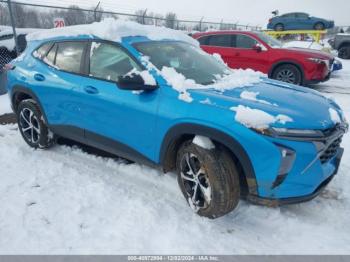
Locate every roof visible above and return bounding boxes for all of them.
[26,18,198,46]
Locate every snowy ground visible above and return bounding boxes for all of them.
[0,61,349,255]
[0,94,11,115]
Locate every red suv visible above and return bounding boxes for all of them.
[192,31,334,85]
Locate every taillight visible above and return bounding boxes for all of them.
[3,64,15,71]
[269,18,272,23]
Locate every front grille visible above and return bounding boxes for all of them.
[319,137,342,164]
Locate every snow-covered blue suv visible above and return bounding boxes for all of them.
[4,20,348,218]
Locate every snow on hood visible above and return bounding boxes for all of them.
[230,105,293,129]
[26,18,198,46]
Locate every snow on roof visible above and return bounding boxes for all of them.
[26,18,199,46]
[0,28,42,37]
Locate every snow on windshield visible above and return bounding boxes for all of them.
[26,18,198,47]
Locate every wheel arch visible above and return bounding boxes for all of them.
[11,85,48,123]
[160,123,258,195]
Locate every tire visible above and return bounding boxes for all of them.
[272,64,302,85]
[17,99,55,149]
[314,22,325,30]
[176,140,240,219]
[274,23,284,31]
[338,46,350,59]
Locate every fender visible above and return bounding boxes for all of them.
[159,123,258,195]
[11,85,49,124]
[268,60,305,80]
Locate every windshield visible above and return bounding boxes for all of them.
[255,32,282,48]
[133,41,230,85]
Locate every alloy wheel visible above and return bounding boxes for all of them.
[19,107,41,144]
[276,69,296,84]
[179,153,212,211]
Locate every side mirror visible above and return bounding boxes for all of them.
[117,73,158,91]
[252,44,263,52]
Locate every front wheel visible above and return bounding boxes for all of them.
[176,141,240,219]
[338,46,350,59]
[17,99,55,149]
[272,64,302,85]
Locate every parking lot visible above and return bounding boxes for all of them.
[0,59,349,254]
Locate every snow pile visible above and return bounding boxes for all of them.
[212,53,227,65]
[26,18,198,47]
[193,135,215,150]
[0,28,42,51]
[126,68,157,86]
[160,67,263,103]
[240,91,276,106]
[283,41,327,51]
[231,105,293,129]
[0,95,12,115]
[329,108,341,124]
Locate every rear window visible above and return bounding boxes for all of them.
[55,42,85,74]
[197,35,210,45]
[35,41,86,74]
[35,43,52,59]
[207,35,232,47]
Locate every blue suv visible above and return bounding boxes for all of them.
[4,27,348,218]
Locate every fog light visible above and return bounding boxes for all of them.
[272,144,296,189]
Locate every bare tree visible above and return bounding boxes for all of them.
[0,4,10,26]
[165,12,177,29]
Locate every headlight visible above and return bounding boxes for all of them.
[252,127,324,138]
[307,58,328,67]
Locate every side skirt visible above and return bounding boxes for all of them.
[50,125,159,168]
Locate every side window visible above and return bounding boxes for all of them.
[35,43,52,58]
[89,42,141,82]
[55,42,85,74]
[235,35,258,49]
[197,36,209,45]
[44,43,57,65]
[207,35,232,47]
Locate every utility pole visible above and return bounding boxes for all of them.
[199,17,204,32]
[7,0,20,55]
[94,1,101,22]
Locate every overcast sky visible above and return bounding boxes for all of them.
[27,0,350,27]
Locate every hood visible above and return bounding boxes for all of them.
[276,47,333,59]
[191,79,344,130]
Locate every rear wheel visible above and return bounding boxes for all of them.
[314,22,325,30]
[272,64,302,85]
[176,141,240,219]
[17,99,55,149]
[274,23,284,31]
[338,46,350,59]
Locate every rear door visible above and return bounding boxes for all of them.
[198,34,238,68]
[31,40,88,139]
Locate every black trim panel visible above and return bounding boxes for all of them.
[50,125,158,168]
[159,123,258,195]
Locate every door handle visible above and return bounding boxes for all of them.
[34,73,45,81]
[84,86,99,94]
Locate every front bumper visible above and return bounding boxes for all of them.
[242,122,347,205]
[246,147,344,207]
